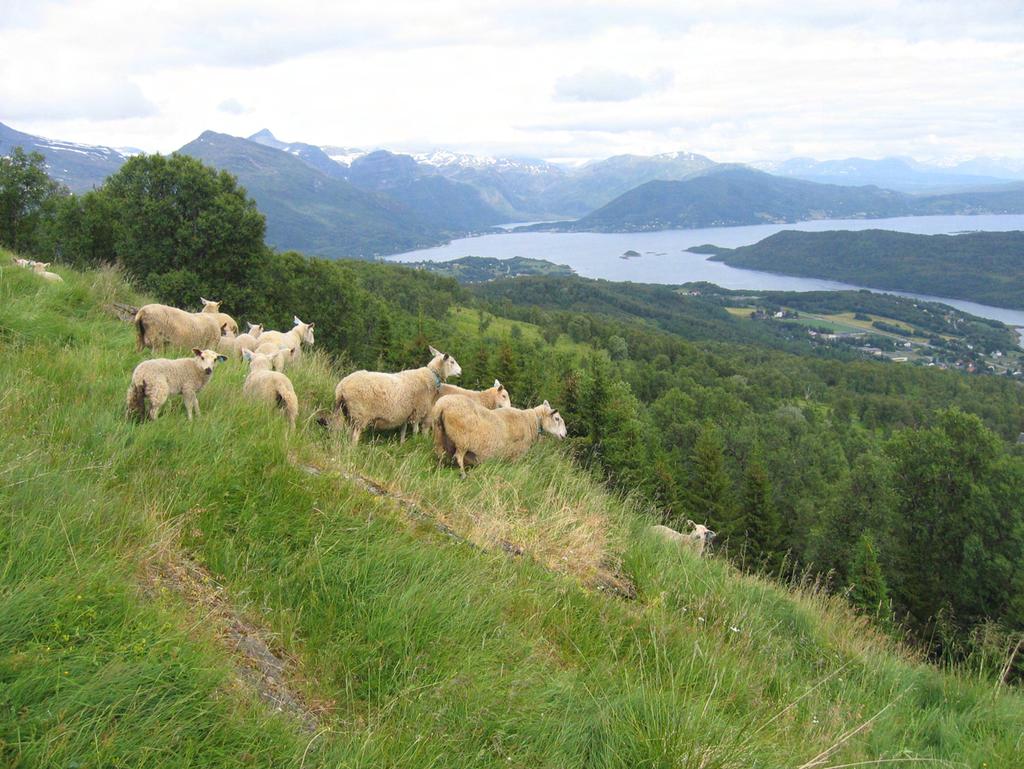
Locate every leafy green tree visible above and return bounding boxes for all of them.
[0,147,65,253]
[39,190,116,268]
[101,153,267,311]
[848,532,889,618]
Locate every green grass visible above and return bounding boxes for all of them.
[2,257,1023,768]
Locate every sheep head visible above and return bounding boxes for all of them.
[492,379,512,408]
[428,346,462,380]
[200,297,221,313]
[539,400,567,439]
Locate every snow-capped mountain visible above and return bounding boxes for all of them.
[415,150,563,176]
[0,121,132,192]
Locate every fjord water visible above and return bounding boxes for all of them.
[390,213,1024,327]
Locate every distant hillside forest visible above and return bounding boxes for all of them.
[4,146,1024,668]
[709,229,1024,310]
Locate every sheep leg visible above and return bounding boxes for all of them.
[400,422,408,443]
[412,421,420,436]
[183,390,199,420]
[456,449,467,479]
[350,425,362,445]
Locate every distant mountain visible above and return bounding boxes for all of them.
[247,129,349,179]
[346,150,507,231]
[416,151,569,220]
[521,167,912,232]
[708,229,1024,310]
[178,131,442,258]
[538,151,719,217]
[521,167,1024,234]
[763,156,1014,193]
[0,121,131,192]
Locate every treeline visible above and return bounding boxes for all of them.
[4,147,1024,672]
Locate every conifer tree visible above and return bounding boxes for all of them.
[684,421,734,536]
[740,455,785,573]
[848,532,890,619]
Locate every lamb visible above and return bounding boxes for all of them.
[334,345,462,444]
[199,297,239,337]
[241,348,299,429]
[257,317,315,364]
[431,396,566,477]
[134,303,228,353]
[419,379,512,433]
[125,348,227,421]
[218,322,263,359]
[32,262,64,283]
[649,521,717,556]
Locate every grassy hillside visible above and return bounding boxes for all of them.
[2,258,1023,768]
[710,229,1024,310]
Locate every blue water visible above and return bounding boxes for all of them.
[389,214,1024,328]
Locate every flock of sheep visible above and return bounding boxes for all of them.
[125,296,568,477]
[14,259,716,551]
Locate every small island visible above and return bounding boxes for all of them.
[620,249,641,259]
[685,244,730,256]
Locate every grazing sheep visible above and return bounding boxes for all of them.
[258,317,315,364]
[12,257,39,268]
[218,322,263,359]
[241,348,298,429]
[134,303,227,353]
[199,297,239,337]
[334,345,462,444]
[431,396,566,477]
[32,262,63,283]
[125,348,227,421]
[420,379,512,433]
[649,521,717,556]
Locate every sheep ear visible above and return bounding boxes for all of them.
[293,316,302,326]
[247,322,258,331]
[308,322,314,329]
[192,348,203,357]
[494,379,501,389]
[685,519,696,529]
[542,400,550,409]
[428,345,441,357]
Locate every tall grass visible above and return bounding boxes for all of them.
[1,257,1022,768]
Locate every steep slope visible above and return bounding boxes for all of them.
[0,121,132,192]
[178,131,441,258]
[247,128,350,179]
[709,228,1024,310]
[2,257,1023,768]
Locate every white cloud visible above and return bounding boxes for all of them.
[1,1,1022,164]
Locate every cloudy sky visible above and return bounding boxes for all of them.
[2,0,1022,163]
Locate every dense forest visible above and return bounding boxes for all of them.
[4,146,1024,670]
[710,228,1024,309]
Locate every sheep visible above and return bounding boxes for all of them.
[199,297,239,337]
[649,521,717,556]
[431,396,566,477]
[218,322,263,359]
[241,348,299,429]
[134,303,228,353]
[419,379,512,434]
[125,348,227,421]
[12,257,39,268]
[257,316,315,365]
[32,262,64,283]
[334,345,462,444]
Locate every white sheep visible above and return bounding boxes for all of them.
[32,262,64,283]
[257,317,315,365]
[134,303,228,353]
[199,297,239,337]
[431,395,566,477]
[334,345,462,444]
[12,257,39,268]
[241,348,299,429]
[649,521,717,556]
[419,379,511,434]
[125,348,227,421]
[218,322,263,359]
